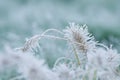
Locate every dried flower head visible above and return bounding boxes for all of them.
[63,23,97,66]
[15,35,40,52]
[64,23,96,53]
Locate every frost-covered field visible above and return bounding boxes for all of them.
[0,23,120,80]
[0,0,120,80]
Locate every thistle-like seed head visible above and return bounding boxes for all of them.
[64,23,96,53]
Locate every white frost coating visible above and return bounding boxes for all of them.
[0,23,120,80]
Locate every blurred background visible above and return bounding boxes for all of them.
[0,0,120,67]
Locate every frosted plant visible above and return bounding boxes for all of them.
[0,49,60,80]
[20,35,41,52]
[63,23,97,68]
[1,23,120,80]
[106,46,120,68]
[64,23,96,53]
[53,64,75,80]
[86,46,120,80]
[17,53,59,80]
[16,29,65,52]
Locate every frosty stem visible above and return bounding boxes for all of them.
[72,43,80,65]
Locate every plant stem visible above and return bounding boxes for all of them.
[72,44,80,65]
